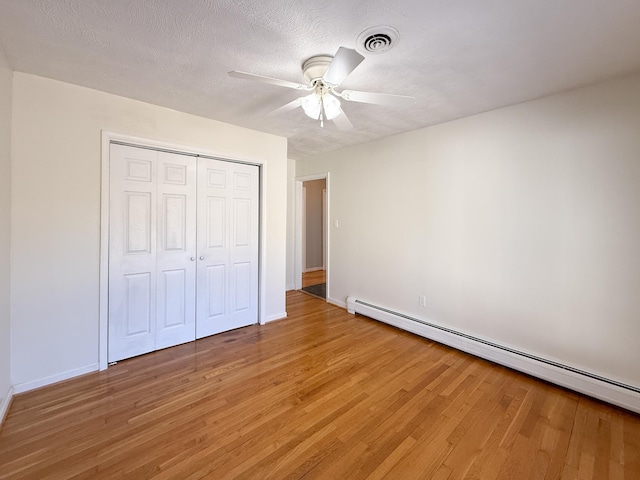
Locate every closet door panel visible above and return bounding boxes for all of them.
[228,165,259,329]
[109,144,157,362]
[109,145,196,362]
[232,261,251,313]
[155,151,197,350]
[206,264,226,318]
[196,161,228,337]
[196,158,258,338]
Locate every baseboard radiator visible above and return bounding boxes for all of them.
[347,297,640,414]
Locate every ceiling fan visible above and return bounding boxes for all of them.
[228,47,415,130]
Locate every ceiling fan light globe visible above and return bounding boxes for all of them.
[323,94,342,120]
[301,92,342,121]
[301,93,321,119]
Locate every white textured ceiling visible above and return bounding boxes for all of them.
[2,0,640,159]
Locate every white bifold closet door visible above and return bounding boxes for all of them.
[196,158,259,338]
[108,144,259,363]
[108,145,197,362]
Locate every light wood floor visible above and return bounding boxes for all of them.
[302,269,325,287]
[1,291,639,479]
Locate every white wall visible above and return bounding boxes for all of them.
[285,158,296,290]
[296,72,640,389]
[0,47,12,417]
[10,73,288,389]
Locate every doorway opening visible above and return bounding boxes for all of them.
[295,173,329,301]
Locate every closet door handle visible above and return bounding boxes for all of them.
[190,257,195,261]
[199,256,205,260]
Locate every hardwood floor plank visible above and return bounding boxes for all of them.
[535,395,577,479]
[460,389,524,479]
[302,270,326,288]
[366,435,417,480]
[1,291,639,479]
[624,412,640,477]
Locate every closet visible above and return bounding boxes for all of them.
[108,143,259,362]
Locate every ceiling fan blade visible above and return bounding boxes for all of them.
[332,109,353,131]
[322,47,365,86]
[268,98,302,116]
[228,71,310,90]
[340,89,416,107]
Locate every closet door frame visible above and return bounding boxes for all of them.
[99,131,267,370]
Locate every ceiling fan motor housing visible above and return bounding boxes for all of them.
[302,55,333,84]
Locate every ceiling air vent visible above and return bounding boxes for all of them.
[357,26,399,54]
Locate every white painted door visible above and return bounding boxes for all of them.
[108,144,197,362]
[155,151,197,350]
[196,158,259,338]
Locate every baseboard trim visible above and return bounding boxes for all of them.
[13,363,100,395]
[303,267,324,273]
[327,297,347,309]
[347,296,640,414]
[0,385,14,427]
[265,312,287,323]
[286,284,295,291]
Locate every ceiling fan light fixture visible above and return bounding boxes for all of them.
[301,92,341,121]
[229,44,413,131]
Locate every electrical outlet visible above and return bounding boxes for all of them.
[418,295,427,307]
